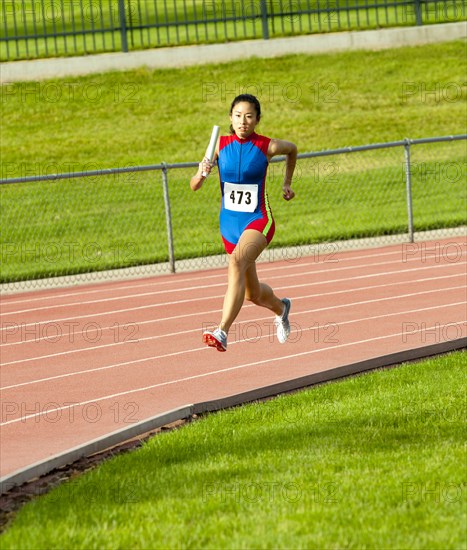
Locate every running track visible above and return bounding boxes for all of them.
[1,237,466,488]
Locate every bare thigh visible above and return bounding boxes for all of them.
[230,229,268,273]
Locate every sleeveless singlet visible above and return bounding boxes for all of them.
[217,132,275,254]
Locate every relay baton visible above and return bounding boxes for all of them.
[202,125,220,177]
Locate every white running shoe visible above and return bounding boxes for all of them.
[203,328,228,352]
[274,298,291,344]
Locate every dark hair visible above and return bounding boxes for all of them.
[229,94,261,135]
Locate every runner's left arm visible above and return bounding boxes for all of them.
[268,139,297,201]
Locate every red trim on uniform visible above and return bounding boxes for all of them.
[222,235,236,254]
[246,217,276,244]
[254,134,271,156]
[221,219,275,255]
[219,134,235,152]
[226,132,270,151]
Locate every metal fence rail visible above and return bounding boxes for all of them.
[1,0,465,61]
[0,134,465,285]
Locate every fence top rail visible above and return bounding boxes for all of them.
[0,162,167,185]
[272,134,467,163]
[1,134,465,185]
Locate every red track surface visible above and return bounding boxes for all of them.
[1,237,466,480]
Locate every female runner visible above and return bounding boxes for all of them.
[190,94,297,351]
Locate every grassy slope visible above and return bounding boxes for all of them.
[0,351,465,549]
[1,40,465,168]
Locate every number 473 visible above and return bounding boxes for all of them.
[230,190,252,205]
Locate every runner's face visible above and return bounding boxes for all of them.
[230,102,259,139]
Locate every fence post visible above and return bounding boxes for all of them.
[413,0,423,25]
[260,0,269,39]
[161,164,176,273]
[117,0,128,52]
[403,139,415,243]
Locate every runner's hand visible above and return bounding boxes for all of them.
[200,156,213,177]
[283,185,295,201]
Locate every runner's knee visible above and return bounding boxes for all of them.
[230,250,252,273]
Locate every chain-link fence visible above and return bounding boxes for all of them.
[1,0,465,61]
[0,134,465,287]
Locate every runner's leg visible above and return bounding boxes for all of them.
[219,229,274,333]
[244,261,284,316]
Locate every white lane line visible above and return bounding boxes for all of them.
[1,284,465,368]
[3,253,465,316]
[0,262,463,329]
[2,272,463,348]
[0,246,418,306]
[2,320,465,426]
[4,239,466,307]
[2,300,466,389]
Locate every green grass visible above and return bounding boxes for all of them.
[1,351,465,549]
[1,40,466,282]
[2,0,465,61]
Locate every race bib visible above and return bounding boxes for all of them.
[224,182,258,213]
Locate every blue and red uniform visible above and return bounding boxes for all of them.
[217,132,275,254]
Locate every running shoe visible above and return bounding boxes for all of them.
[203,328,228,352]
[274,298,291,344]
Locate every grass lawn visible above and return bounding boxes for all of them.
[1,40,466,282]
[0,350,465,549]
